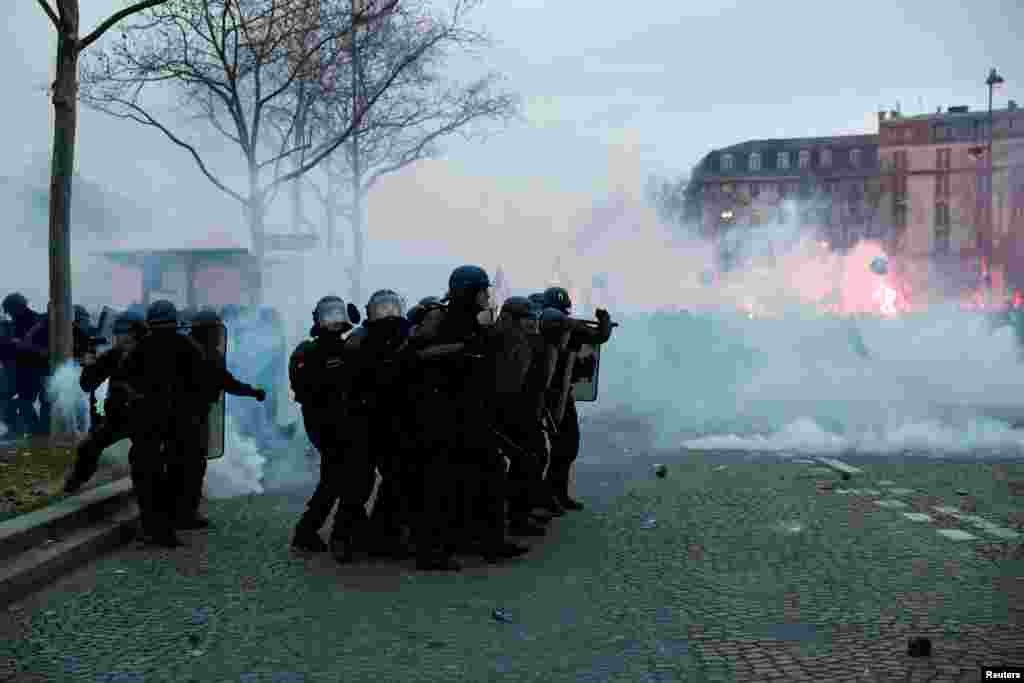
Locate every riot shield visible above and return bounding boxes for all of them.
[554,349,577,423]
[185,320,227,461]
[571,343,600,402]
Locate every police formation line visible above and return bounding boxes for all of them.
[35,265,615,573]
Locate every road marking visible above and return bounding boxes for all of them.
[930,506,1021,540]
[875,500,909,509]
[816,457,863,475]
[885,488,915,496]
[878,480,896,485]
[902,513,931,522]
[936,529,978,541]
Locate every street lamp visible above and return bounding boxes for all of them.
[984,67,1004,300]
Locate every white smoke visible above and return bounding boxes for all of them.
[204,413,266,498]
[46,361,91,435]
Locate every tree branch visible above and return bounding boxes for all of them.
[79,0,171,51]
[83,97,245,205]
[35,0,61,32]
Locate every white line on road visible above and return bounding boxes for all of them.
[815,457,863,475]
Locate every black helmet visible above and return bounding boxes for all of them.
[419,296,442,307]
[193,309,223,327]
[406,304,424,324]
[2,293,28,316]
[146,299,178,327]
[500,296,533,320]
[543,287,571,313]
[540,307,569,323]
[112,310,146,336]
[312,296,361,328]
[447,265,491,298]
[366,289,405,321]
[73,304,90,324]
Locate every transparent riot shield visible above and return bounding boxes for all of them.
[185,320,227,461]
[571,343,601,402]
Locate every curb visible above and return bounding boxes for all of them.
[0,477,138,609]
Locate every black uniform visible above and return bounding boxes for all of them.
[546,313,613,509]
[409,301,524,565]
[290,329,374,560]
[120,327,208,545]
[64,342,144,493]
[170,323,263,528]
[345,318,417,557]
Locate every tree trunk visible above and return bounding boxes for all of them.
[291,84,307,235]
[48,22,80,439]
[350,161,364,306]
[246,173,266,305]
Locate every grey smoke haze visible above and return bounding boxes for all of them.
[4,1,1024,481]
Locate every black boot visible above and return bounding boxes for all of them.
[508,519,546,537]
[291,524,328,552]
[416,551,462,571]
[329,506,365,564]
[481,540,529,564]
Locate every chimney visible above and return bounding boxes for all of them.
[1010,100,1018,111]
[878,110,886,126]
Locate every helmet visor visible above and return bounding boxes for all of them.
[317,303,351,327]
[367,293,405,321]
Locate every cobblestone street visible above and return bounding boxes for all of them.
[1,430,1022,681]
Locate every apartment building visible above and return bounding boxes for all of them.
[687,135,880,271]
[877,102,1024,300]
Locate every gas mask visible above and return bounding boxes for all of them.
[475,287,498,327]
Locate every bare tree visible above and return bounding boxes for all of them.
[36,0,170,436]
[79,0,459,303]
[302,0,519,303]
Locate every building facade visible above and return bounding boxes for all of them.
[688,134,880,272]
[877,102,1024,301]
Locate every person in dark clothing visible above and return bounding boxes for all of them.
[289,296,371,563]
[1,293,48,436]
[346,290,417,559]
[407,266,528,570]
[170,309,266,530]
[63,312,149,495]
[120,300,208,548]
[541,287,615,511]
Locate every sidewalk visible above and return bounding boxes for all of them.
[1,443,1021,681]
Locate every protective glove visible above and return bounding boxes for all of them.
[253,387,267,402]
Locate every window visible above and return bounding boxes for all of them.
[777,152,790,170]
[749,153,761,171]
[895,204,908,228]
[820,148,832,167]
[935,203,951,227]
[903,128,913,142]
[895,150,909,170]
[935,173,950,197]
[850,148,862,167]
[779,183,787,199]
[936,148,951,170]
[763,182,777,195]
[722,183,734,195]
[721,153,734,171]
[750,182,760,198]
[799,150,811,169]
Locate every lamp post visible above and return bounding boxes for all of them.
[985,67,1004,300]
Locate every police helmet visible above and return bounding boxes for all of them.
[112,310,146,336]
[447,265,491,298]
[500,296,533,320]
[366,289,405,321]
[193,309,223,326]
[2,293,28,316]
[406,304,425,324]
[540,306,569,323]
[146,299,179,327]
[419,296,442,307]
[543,286,571,313]
[73,304,90,325]
[313,296,360,328]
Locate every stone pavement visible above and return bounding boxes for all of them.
[0,441,1022,682]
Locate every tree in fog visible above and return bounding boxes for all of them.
[35,0,170,397]
[645,174,690,228]
[79,0,468,302]
[299,0,518,304]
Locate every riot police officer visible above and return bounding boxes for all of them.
[346,290,417,558]
[170,309,266,530]
[63,311,148,495]
[289,296,371,562]
[121,300,208,547]
[542,286,614,511]
[408,265,528,569]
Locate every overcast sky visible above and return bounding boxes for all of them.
[4,0,1022,306]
